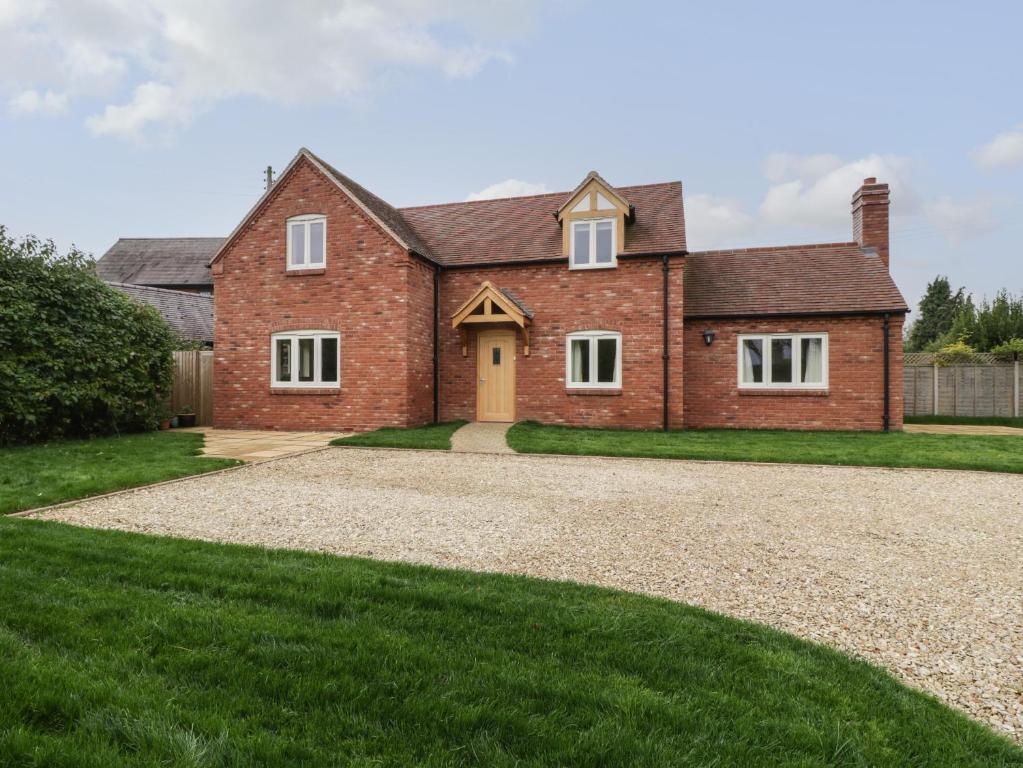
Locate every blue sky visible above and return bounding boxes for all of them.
[2,0,1021,310]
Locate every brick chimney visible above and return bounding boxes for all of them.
[852,177,890,268]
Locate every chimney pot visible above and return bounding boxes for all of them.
[863,176,877,185]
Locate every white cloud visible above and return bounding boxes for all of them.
[683,193,754,249]
[972,124,1023,170]
[759,153,915,230]
[1,0,528,140]
[465,179,549,201]
[922,197,998,245]
[8,88,67,115]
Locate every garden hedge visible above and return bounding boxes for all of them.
[0,227,176,444]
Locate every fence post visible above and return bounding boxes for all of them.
[932,363,939,415]
[1015,359,1020,418]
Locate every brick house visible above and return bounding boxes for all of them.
[210,148,907,433]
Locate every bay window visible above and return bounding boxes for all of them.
[271,331,340,388]
[738,333,827,388]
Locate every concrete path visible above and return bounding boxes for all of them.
[450,422,513,453]
[175,427,346,461]
[904,423,1023,436]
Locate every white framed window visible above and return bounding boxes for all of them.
[271,331,340,388]
[737,333,828,389]
[566,331,622,388]
[286,215,326,270]
[570,218,616,269]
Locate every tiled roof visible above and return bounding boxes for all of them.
[109,283,214,343]
[683,243,908,318]
[399,182,686,266]
[305,150,437,259]
[498,287,535,319]
[96,238,221,287]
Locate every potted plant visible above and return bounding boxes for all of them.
[158,406,174,431]
[177,405,197,428]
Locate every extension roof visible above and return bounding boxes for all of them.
[683,243,908,318]
[96,238,221,287]
[109,283,214,343]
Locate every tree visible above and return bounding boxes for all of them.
[905,275,966,352]
[0,227,176,444]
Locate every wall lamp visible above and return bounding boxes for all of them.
[702,329,716,346]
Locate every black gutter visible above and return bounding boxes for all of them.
[433,264,440,424]
[883,312,891,432]
[684,308,909,321]
[437,250,687,271]
[662,253,670,432]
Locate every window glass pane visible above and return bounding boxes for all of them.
[298,338,315,382]
[596,337,617,383]
[570,338,590,383]
[290,223,305,266]
[309,221,324,264]
[276,339,291,382]
[492,347,501,366]
[741,339,763,383]
[573,222,590,265]
[770,338,793,384]
[321,337,338,383]
[595,221,613,264]
[801,337,823,384]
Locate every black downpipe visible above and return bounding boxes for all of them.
[662,254,670,431]
[433,265,440,424]
[882,312,890,432]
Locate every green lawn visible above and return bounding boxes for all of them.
[905,414,1023,428]
[0,432,238,515]
[1,519,1018,766]
[507,421,1023,474]
[332,420,467,450]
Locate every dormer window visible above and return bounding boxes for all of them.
[571,218,616,269]
[557,171,631,270]
[287,215,326,270]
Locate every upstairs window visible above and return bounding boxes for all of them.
[566,331,621,388]
[272,331,340,388]
[287,215,326,270]
[738,333,827,389]
[570,218,616,269]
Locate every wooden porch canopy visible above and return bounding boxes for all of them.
[451,281,533,356]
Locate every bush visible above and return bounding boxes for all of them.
[933,339,977,366]
[0,227,176,444]
[991,338,1023,362]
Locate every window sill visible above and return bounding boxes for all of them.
[568,263,617,271]
[270,387,340,396]
[284,267,326,277]
[566,388,622,396]
[738,388,829,397]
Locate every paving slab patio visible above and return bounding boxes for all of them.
[175,427,346,461]
[904,423,1023,436]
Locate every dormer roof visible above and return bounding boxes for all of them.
[556,171,632,220]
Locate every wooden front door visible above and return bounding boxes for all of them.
[476,330,516,422]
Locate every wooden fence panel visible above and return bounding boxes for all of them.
[171,350,214,426]
[904,362,1017,418]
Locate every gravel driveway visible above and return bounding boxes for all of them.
[31,448,1023,738]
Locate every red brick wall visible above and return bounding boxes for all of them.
[212,157,415,432]
[683,314,905,431]
[406,257,436,426]
[438,258,685,429]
